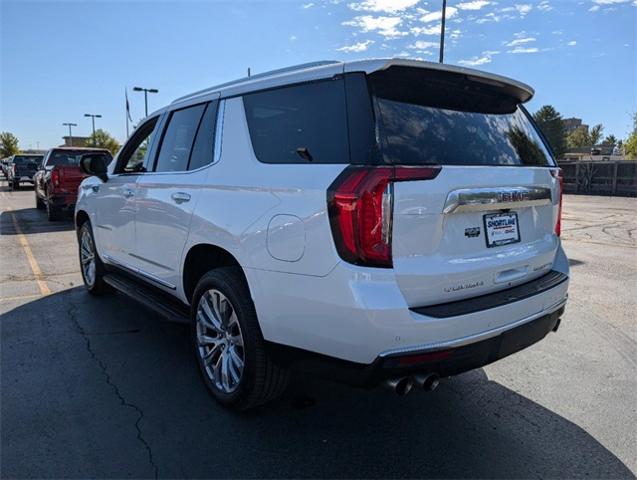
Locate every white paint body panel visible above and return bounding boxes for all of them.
[76,59,569,366]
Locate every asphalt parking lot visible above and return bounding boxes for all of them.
[1,180,635,479]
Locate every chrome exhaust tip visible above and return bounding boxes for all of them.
[414,373,440,392]
[385,377,414,396]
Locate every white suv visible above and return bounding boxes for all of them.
[76,59,569,409]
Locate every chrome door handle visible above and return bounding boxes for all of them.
[171,192,191,204]
[123,189,135,198]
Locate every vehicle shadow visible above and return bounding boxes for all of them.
[1,287,633,479]
[0,207,74,235]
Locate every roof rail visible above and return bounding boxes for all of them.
[172,60,341,104]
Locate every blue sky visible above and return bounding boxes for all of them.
[1,0,635,150]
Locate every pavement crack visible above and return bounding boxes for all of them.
[65,294,159,479]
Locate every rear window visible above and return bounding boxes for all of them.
[370,67,555,167]
[12,155,42,165]
[46,150,111,167]
[243,79,349,164]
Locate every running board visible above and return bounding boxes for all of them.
[103,273,190,324]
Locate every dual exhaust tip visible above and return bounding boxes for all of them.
[385,373,440,396]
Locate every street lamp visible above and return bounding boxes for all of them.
[62,122,78,146]
[84,113,102,143]
[133,86,159,117]
[439,0,447,63]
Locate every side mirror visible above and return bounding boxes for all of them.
[79,153,109,182]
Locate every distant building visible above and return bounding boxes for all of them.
[563,118,589,135]
[60,136,90,147]
[561,145,626,162]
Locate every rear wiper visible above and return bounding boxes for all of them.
[296,147,314,162]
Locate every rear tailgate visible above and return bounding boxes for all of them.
[392,166,559,307]
[368,65,560,308]
[53,165,86,195]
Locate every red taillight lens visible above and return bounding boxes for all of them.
[551,168,563,236]
[51,169,60,187]
[327,165,441,268]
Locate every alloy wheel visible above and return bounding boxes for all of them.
[80,229,96,288]
[196,289,245,393]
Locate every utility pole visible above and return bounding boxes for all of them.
[439,0,447,63]
[84,113,102,145]
[133,86,159,117]
[63,122,77,146]
[247,67,251,78]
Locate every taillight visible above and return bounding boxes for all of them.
[327,165,441,268]
[551,168,563,236]
[51,169,60,187]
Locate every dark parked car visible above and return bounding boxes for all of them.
[6,154,44,189]
[1,157,10,179]
[34,147,112,220]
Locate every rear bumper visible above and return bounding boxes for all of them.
[49,194,76,210]
[248,244,570,364]
[268,305,564,387]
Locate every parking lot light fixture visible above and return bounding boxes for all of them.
[62,122,78,146]
[84,113,102,144]
[133,86,159,117]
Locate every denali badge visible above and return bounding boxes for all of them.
[465,227,481,238]
[444,280,484,293]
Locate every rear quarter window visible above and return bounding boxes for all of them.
[243,79,350,164]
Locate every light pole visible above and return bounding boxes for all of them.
[63,122,77,146]
[439,0,447,63]
[84,113,102,144]
[133,86,159,117]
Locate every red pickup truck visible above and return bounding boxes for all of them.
[34,147,112,221]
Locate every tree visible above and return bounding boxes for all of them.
[532,105,567,157]
[0,132,20,158]
[86,129,121,155]
[624,113,637,159]
[589,124,604,146]
[602,134,618,149]
[567,123,605,148]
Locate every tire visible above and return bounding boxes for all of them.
[46,199,62,221]
[35,192,45,210]
[78,221,113,295]
[191,267,289,410]
[11,180,19,190]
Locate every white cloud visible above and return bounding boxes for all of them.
[420,6,458,22]
[537,0,553,11]
[589,4,601,9]
[501,3,533,16]
[567,40,577,46]
[410,24,441,35]
[348,0,420,13]
[509,47,539,53]
[458,56,492,66]
[302,2,314,8]
[592,0,633,4]
[408,40,439,50]
[457,0,491,10]
[336,39,375,52]
[506,36,536,46]
[458,50,500,66]
[289,35,297,41]
[342,15,406,37]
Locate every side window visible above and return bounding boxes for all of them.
[188,100,218,171]
[154,104,206,173]
[117,117,159,173]
[243,79,349,164]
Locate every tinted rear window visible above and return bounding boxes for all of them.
[47,150,110,167]
[370,68,554,167]
[12,156,42,165]
[243,79,349,164]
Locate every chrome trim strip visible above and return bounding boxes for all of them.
[443,186,553,214]
[103,254,176,290]
[379,297,567,358]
